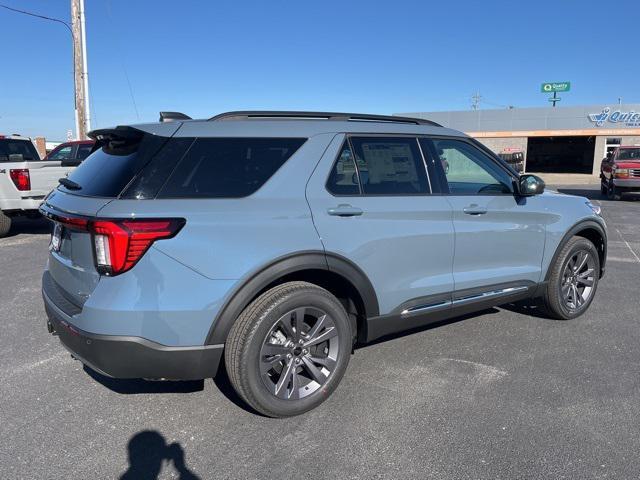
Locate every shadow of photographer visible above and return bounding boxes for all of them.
[120,430,200,480]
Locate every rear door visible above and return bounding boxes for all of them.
[306,134,454,316]
[421,137,548,296]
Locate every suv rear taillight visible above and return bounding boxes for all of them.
[92,219,185,276]
[10,169,30,191]
[52,215,185,276]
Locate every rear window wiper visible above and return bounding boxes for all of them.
[59,178,82,190]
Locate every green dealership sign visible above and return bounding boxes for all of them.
[541,82,571,93]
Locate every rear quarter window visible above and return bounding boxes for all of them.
[157,137,306,198]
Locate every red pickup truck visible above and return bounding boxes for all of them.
[600,146,640,200]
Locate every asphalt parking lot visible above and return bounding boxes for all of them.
[2,185,640,480]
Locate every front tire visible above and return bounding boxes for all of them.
[225,281,352,417]
[607,181,621,200]
[543,236,600,320]
[0,211,11,237]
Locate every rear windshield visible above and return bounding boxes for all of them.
[0,139,40,162]
[59,132,167,197]
[617,148,640,160]
[61,133,306,199]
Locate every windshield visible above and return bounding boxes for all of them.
[0,139,40,162]
[617,148,640,161]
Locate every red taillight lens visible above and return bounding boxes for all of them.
[10,169,30,191]
[91,218,185,275]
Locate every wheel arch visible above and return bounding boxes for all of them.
[205,251,379,345]
[544,219,607,282]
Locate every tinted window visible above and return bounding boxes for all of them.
[76,144,93,160]
[327,141,359,195]
[48,146,73,161]
[0,139,40,162]
[121,138,194,199]
[158,138,306,198]
[430,138,512,195]
[61,132,167,197]
[349,137,429,195]
[617,148,640,160]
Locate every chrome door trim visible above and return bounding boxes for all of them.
[452,286,529,306]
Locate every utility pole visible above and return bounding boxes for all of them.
[71,0,90,139]
[471,91,482,110]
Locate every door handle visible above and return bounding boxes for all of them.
[463,204,487,215]
[327,204,363,217]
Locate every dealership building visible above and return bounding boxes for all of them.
[400,104,640,176]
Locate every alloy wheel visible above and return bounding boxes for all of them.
[259,306,339,400]
[560,249,596,311]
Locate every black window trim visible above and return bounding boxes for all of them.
[324,133,434,198]
[421,135,519,196]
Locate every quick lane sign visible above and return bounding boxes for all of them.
[541,82,571,93]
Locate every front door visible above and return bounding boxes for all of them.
[306,134,455,316]
[421,137,548,296]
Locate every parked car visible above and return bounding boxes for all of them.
[41,111,607,417]
[498,151,525,173]
[600,146,640,200]
[44,140,95,166]
[0,135,76,237]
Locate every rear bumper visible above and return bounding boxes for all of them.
[0,197,45,212]
[43,288,224,380]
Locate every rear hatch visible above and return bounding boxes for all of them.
[42,123,182,309]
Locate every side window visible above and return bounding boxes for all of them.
[76,144,93,160]
[349,137,429,195]
[158,137,306,198]
[429,139,513,195]
[326,141,360,195]
[48,146,73,161]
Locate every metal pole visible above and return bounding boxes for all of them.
[79,0,90,132]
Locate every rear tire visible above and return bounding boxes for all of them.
[224,281,352,417]
[0,211,11,237]
[543,236,600,320]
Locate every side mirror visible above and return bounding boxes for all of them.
[518,174,545,196]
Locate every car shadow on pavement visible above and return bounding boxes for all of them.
[500,298,552,319]
[120,430,200,480]
[83,366,205,394]
[4,216,51,238]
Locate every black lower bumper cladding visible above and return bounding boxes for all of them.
[43,293,223,381]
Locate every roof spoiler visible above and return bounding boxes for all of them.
[159,111,192,123]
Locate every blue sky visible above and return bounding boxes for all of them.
[1,0,638,140]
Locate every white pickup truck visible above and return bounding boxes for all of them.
[0,136,75,237]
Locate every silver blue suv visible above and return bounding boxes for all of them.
[41,111,607,417]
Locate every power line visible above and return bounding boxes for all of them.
[0,3,77,113]
[0,3,72,34]
[104,0,140,120]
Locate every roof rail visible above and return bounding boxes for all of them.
[207,111,441,127]
[159,111,192,123]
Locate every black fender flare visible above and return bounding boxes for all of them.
[543,219,607,284]
[205,251,379,345]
